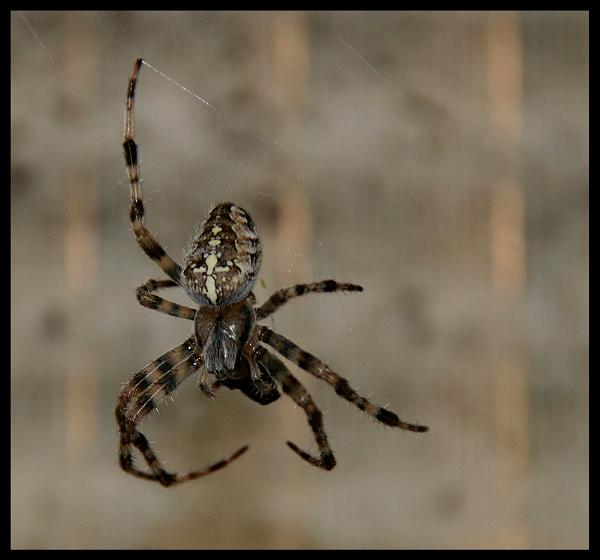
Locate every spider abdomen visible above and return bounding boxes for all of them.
[183,203,261,306]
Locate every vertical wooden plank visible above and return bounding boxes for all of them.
[269,12,314,547]
[61,11,99,547]
[272,12,313,285]
[487,10,530,548]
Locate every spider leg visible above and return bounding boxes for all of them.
[116,336,248,486]
[123,58,182,283]
[256,280,363,320]
[258,349,335,470]
[136,278,196,320]
[258,326,429,433]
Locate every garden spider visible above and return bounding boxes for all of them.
[116,58,428,487]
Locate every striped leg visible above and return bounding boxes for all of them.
[116,336,248,487]
[258,326,429,433]
[136,278,196,320]
[123,58,182,283]
[259,350,335,470]
[255,280,363,320]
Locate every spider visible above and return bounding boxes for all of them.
[116,58,428,487]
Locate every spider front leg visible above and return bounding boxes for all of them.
[123,58,182,283]
[258,349,336,470]
[256,280,363,320]
[116,336,248,486]
[258,326,429,433]
[136,278,196,320]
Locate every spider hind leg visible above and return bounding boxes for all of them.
[256,279,363,320]
[123,58,182,283]
[136,278,196,320]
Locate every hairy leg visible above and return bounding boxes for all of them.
[258,326,429,433]
[255,280,363,320]
[116,336,248,486]
[258,349,335,470]
[136,278,196,320]
[123,58,182,283]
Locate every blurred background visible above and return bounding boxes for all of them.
[11,11,588,549]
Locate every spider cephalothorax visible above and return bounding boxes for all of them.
[116,58,428,487]
[193,297,256,377]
